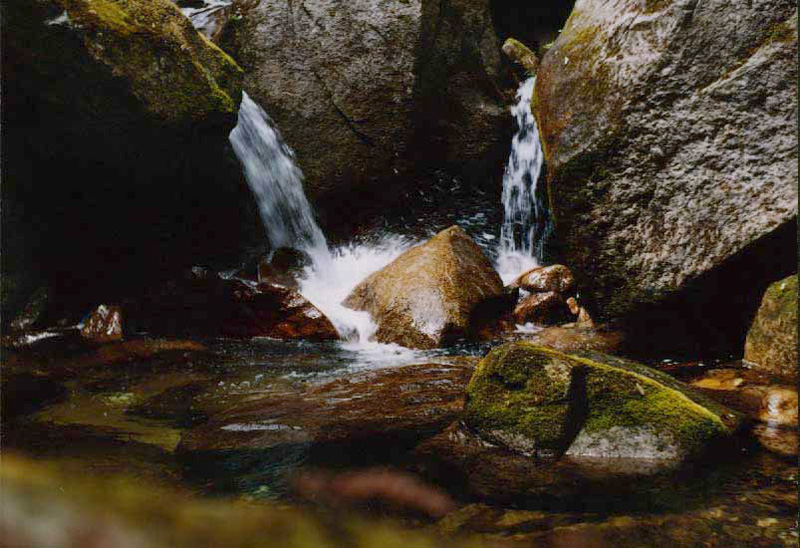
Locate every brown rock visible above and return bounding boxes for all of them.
[524,325,624,355]
[513,291,567,325]
[80,305,123,344]
[293,468,456,518]
[344,226,505,349]
[512,264,574,294]
[566,297,580,315]
[223,280,338,341]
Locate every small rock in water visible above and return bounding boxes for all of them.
[80,304,124,344]
[511,264,574,295]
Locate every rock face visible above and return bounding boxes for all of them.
[3,0,253,324]
[534,0,798,351]
[744,275,798,380]
[464,343,742,461]
[344,226,505,348]
[220,0,508,224]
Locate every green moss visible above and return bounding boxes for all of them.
[465,343,741,459]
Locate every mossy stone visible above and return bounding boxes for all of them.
[465,343,742,461]
[744,275,798,381]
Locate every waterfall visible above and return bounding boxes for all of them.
[495,77,553,284]
[229,92,406,345]
[229,92,330,262]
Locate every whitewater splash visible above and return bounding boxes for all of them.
[495,77,552,284]
[230,93,411,345]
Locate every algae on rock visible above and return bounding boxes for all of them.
[464,343,742,461]
[744,274,798,381]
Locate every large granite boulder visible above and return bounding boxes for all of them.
[219,0,509,225]
[464,343,742,461]
[533,0,798,355]
[744,274,798,380]
[344,226,506,348]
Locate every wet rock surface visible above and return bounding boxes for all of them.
[511,265,574,295]
[80,304,124,344]
[534,0,798,355]
[177,363,474,493]
[464,343,742,462]
[744,274,798,381]
[345,226,506,349]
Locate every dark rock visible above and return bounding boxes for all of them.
[464,343,743,461]
[534,0,797,352]
[744,275,798,381]
[9,288,50,333]
[80,305,124,344]
[1,373,68,420]
[513,291,568,325]
[511,265,574,294]
[3,0,255,322]
[344,226,505,348]
[222,280,338,341]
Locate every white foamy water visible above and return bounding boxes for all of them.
[298,236,415,345]
[496,77,552,284]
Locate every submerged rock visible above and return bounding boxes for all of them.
[464,343,742,461]
[177,363,473,493]
[534,0,798,354]
[523,324,624,355]
[744,275,798,381]
[344,226,505,349]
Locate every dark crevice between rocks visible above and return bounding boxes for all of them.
[490,0,576,56]
[560,364,588,453]
[618,219,798,363]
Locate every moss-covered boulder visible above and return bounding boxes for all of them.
[6,0,242,126]
[744,275,798,381]
[464,343,742,461]
[533,0,798,356]
[3,0,253,324]
[344,226,506,349]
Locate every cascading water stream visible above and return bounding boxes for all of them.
[495,77,553,284]
[229,93,409,346]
